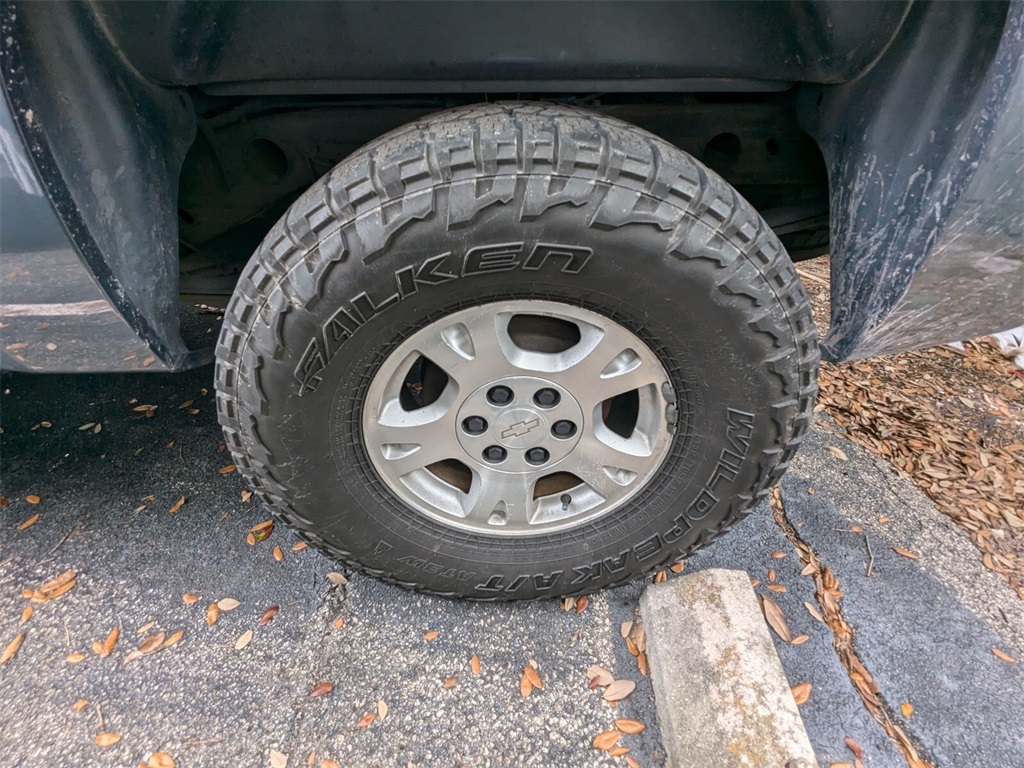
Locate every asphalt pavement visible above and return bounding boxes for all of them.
[1,313,1022,767]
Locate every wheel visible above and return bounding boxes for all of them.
[215,103,818,600]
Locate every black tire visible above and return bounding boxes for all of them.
[215,103,818,600]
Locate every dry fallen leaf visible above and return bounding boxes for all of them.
[771,551,787,559]
[25,495,41,504]
[586,665,614,687]
[308,682,333,699]
[250,520,274,542]
[206,603,220,626]
[332,616,344,630]
[31,569,77,602]
[575,595,589,613]
[217,598,241,611]
[791,682,812,705]
[893,547,919,560]
[139,632,166,654]
[470,654,481,676]
[95,732,121,747]
[592,731,621,750]
[524,666,543,689]
[260,606,280,625]
[291,541,308,551]
[992,648,1017,663]
[631,624,646,653]
[182,593,199,604]
[603,679,636,702]
[99,626,120,658]
[519,670,533,698]
[767,584,788,594]
[20,606,33,624]
[845,736,864,758]
[18,513,40,531]
[3,632,26,664]
[355,712,376,728]
[66,652,87,664]
[669,559,685,574]
[423,630,439,641]
[72,699,89,711]
[609,746,631,758]
[626,757,640,768]
[614,719,646,734]
[377,700,388,720]
[241,489,253,503]
[791,634,810,645]
[148,753,176,768]
[219,464,237,474]
[272,545,284,562]
[637,651,649,676]
[320,761,340,768]
[326,572,348,586]
[804,601,824,623]
[900,702,914,718]
[168,496,185,514]
[652,570,667,584]
[800,563,817,576]
[234,630,254,650]
[760,594,793,643]
[269,749,288,768]
[826,445,849,461]
[137,621,156,635]
[620,621,633,638]
[163,630,184,648]
[442,675,458,689]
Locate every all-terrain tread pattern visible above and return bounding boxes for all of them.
[215,103,819,599]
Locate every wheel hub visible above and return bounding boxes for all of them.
[457,376,583,469]
[361,300,673,536]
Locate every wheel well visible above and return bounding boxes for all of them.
[176,92,830,297]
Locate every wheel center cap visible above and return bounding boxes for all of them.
[494,409,546,449]
[455,374,585,473]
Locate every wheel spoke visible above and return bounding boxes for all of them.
[461,468,536,527]
[374,400,460,476]
[549,326,665,408]
[562,430,653,499]
[415,313,512,390]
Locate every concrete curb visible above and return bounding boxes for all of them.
[641,568,819,768]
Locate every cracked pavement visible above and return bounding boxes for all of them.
[1,314,1022,767]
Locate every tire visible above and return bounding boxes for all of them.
[215,103,818,600]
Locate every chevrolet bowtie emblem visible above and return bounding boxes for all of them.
[501,418,540,439]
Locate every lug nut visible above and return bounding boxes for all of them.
[462,416,488,435]
[533,388,560,407]
[551,420,577,438]
[483,445,507,463]
[487,385,514,405]
[525,447,550,465]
